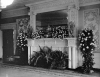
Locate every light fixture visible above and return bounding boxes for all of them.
[0,0,14,11]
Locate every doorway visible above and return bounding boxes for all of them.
[3,29,14,62]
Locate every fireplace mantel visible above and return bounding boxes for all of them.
[27,38,78,69]
[26,0,79,69]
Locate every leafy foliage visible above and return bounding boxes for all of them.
[30,46,68,69]
[27,26,33,38]
[30,46,53,68]
[50,50,68,69]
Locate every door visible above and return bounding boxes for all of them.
[3,29,14,62]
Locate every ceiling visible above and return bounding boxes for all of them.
[1,0,68,25]
[3,0,45,10]
[3,0,83,11]
[3,0,98,11]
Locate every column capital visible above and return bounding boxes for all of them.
[68,4,79,11]
[30,11,37,16]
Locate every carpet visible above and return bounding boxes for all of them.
[0,63,99,77]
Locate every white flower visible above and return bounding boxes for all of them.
[80,44,82,46]
[86,46,89,49]
[88,33,90,35]
[89,36,91,38]
[85,38,87,41]
[91,49,93,51]
[91,51,93,53]
[83,48,85,51]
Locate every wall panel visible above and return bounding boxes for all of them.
[79,4,100,69]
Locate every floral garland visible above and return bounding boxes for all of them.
[31,26,69,39]
[26,22,75,39]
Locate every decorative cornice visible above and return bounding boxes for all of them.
[79,0,100,6]
[26,0,54,6]
[26,0,78,11]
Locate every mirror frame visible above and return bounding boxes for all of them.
[26,0,79,32]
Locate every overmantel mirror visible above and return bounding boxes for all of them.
[36,9,68,28]
[36,9,72,38]
[26,0,79,37]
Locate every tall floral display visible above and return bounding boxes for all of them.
[16,18,30,64]
[16,31,28,64]
[79,28,96,73]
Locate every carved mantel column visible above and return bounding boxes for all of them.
[67,3,79,37]
[30,11,37,32]
[68,4,79,27]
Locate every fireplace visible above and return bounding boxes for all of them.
[26,0,79,69]
[28,38,78,69]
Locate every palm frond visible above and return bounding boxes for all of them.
[30,46,68,69]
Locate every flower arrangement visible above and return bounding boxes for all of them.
[79,28,96,73]
[31,26,69,39]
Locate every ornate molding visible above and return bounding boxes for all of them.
[26,0,79,13]
[79,0,100,6]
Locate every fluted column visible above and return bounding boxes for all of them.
[67,3,79,37]
[67,2,79,69]
[68,3,79,26]
[30,11,37,32]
